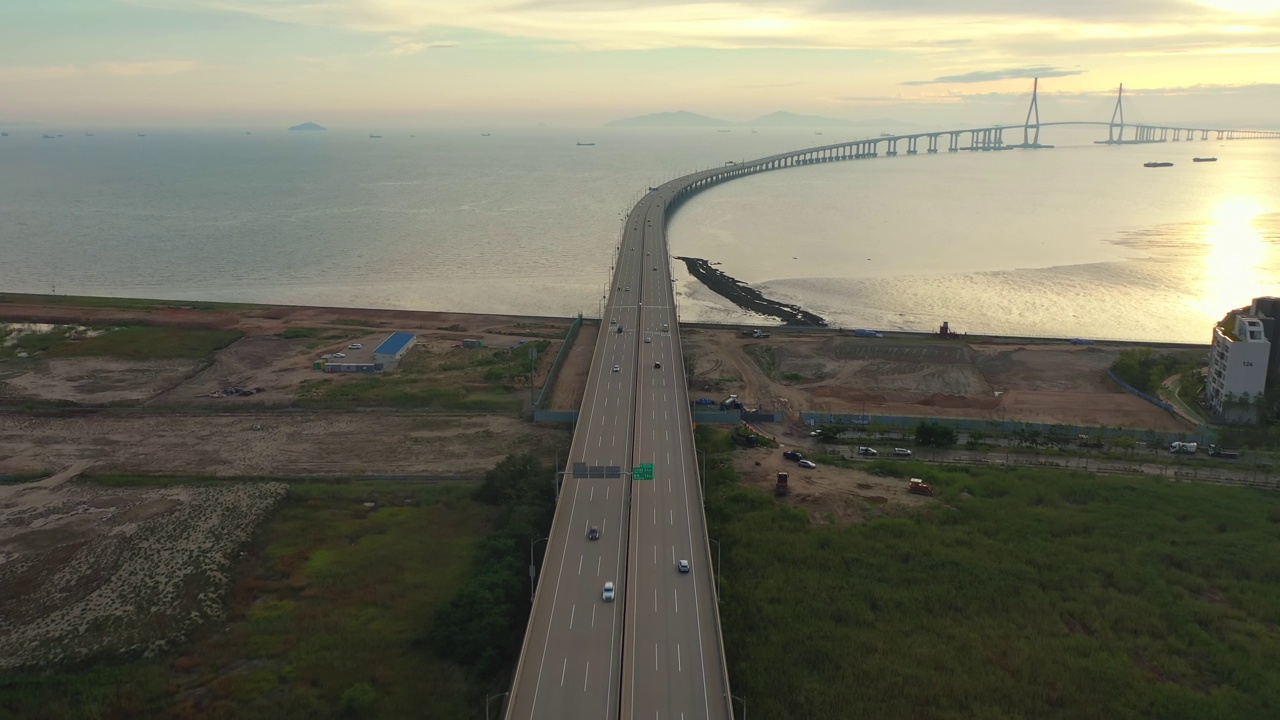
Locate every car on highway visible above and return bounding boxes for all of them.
[798,459,817,469]
[653,361,661,369]
[610,318,617,324]
[782,450,803,461]
[588,526,600,540]
[625,287,629,291]
[348,344,362,350]
[602,582,615,602]
[612,365,620,372]
[677,560,690,573]
[652,266,658,271]
[894,448,913,457]
[857,446,878,456]
[645,337,651,343]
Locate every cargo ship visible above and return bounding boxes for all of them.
[1192,157,1217,162]
[1143,161,1173,168]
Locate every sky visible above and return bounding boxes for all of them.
[1,0,1278,128]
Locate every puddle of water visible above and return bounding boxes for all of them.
[2,323,108,347]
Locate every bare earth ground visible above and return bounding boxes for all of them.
[682,329,1192,433]
[546,322,599,411]
[1,357,200,404]
[0,414,570,478]
[0,465,286,669]
[732,446,931,526]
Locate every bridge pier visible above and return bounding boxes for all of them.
[907,137,918,155]
[887,139,897,156]
[948,133,959,152]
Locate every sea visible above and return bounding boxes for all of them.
[1,126,1277,343]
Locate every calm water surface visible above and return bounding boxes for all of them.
[1,127,1276,342]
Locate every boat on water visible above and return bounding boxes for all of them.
[137,132,146,137]
[814,131,823,136]
[1,131,7,137]
[1193,157,1217,162]
[42,134,55,139]
[716,129,730,133]
[1143,161,1173,168]
[85,132,93,136]
[369,134,383,139]
[576,142,595,146]
[481,133,491,136]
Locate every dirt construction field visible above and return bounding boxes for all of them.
[681,329,1195,433]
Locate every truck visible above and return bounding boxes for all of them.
[741,329,771,338]
[775,472,790,497]
[852,329,882,338]
[1208,444,1240,459]
[1169,441,1198,455]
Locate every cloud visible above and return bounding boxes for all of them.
[386,37,457,56]
[0,61,197,82]
[735,81,802,89]
[902,66,1085,85]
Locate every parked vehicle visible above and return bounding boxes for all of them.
[857,446,878,457]
[775,471,790,497]
[908,478,935,497]
[1208,444,1240,459]
[695,398,715,405]
[348,343,363,350]
[1169,441,1198,454]
[782,450,803,462]
[893,448,912,457]
[798,459,817,469]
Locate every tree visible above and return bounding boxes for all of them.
[914,421,957,448]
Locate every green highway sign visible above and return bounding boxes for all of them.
[633,463,654,480]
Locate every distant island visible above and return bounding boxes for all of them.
[606,110,909,129]
[288,122,327,132]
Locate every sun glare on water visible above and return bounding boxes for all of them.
[1197,197,1271,319]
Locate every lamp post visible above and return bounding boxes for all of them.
[486,691,509,720]
[530,537,548,602]
[708,538,722,600]
[730,694,747,720]
[553,470,569,504]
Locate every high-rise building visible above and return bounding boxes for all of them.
[1206,313,1271,424]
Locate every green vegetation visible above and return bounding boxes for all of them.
[277,327,322,339]
[699,444,1280,720]
[914,420,958,447]
[744,344,777,376]
[1,324,241,360]
[431,454,554,683]
[1111,348,1203,396]
[298,340,550,412]
[0,479,489,719]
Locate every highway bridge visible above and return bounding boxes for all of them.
[501,78,1276,720]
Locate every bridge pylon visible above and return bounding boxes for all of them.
[1007,77,1053,149]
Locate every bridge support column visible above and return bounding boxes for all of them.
[948,133,959,152]
[908,137,918,154]
[887,139,897,156]
[928,135,938,153]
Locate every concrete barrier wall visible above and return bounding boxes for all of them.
[533,409,579,424]
[533,314,583,410]
[692,409,742,424]
[801,411,1213,445]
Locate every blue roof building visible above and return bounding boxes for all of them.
[372,332,416,366]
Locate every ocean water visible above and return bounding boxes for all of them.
[1,127,1277,343]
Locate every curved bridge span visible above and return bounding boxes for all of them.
[502,82,1276,720]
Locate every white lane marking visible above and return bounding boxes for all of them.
[669,509,673,526]
[672,545,676,563]
[524,478,585,716]
[674,589,679,614]
[569,604,576,629]
[655,643,660,672]
[653,507,656,525]
[653,545,656,565]
[678,643,683,672]
[665,431,669,442]
[603,518,607,535]
[606,487,610,500]
[578,556,583,575]
[584,661,590,692]
[560,657,568,687]
[592,604,597,628]
[597,557,601,576]
[666,452,670,465]
[590,487,594,501]
[598,436,602,447]
[654,588,658,612]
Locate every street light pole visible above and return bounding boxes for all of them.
[486,691,510,720]
[530,537,548,602]
[708,538,721,600]
[695,449,707,504]
[731,694,747,720]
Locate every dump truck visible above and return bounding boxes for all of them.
[775,472,790,497]
[1169,441,1198,454]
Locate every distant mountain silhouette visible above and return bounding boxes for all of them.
[606,111,732,128]
[606,110,909,128]
[288,122,327,131]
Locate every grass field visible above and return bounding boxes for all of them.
[1,324,241,360]
[0,479,488,720]
[298,340,551,413]
[699,430,1280,720]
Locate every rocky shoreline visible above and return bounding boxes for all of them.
[674,256,827,326]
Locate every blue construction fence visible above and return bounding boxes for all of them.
[800,412,1214,446]
[533,314,583,410]
[1106,369,1179,416]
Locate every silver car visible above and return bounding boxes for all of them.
[602,582,616,602]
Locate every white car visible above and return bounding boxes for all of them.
[894,448,913,457]
[809,430,822,437]
[612,365,620,372]
[602,582,615,602]
[798,459,817,469]
[332,352,346,359]
[610,318,617,325]
[677,560,690,574]
[645,337,651,344]
[348,344,362,350]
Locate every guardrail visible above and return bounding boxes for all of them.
[533,313,583,410]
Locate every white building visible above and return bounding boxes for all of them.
[1206,315,1271,424]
